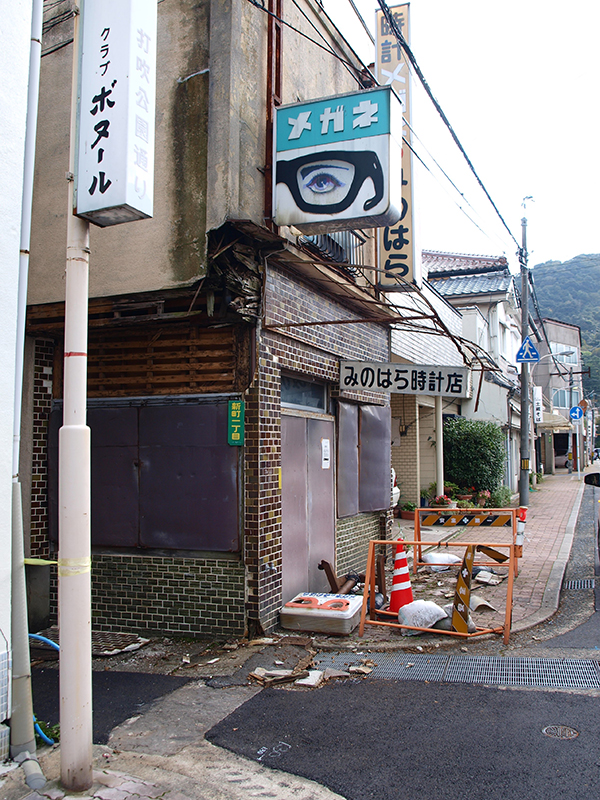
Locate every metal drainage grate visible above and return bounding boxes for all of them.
[564,578,595,590]
[314,652,600,689]
[542,725,579,740]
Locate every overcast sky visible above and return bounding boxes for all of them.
[323,0,600,269]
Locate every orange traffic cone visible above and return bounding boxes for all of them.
[388,540,413,613]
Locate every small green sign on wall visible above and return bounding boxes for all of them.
[228,400,245,445]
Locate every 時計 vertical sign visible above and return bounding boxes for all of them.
[75,0,157,227]
[375,4,420,290]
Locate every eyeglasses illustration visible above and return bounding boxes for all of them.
[276,150,384,214]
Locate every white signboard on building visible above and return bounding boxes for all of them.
[274,87,403,233]
[75,0,157,227]
[375,4,421,290]
[533,385,544,423]
[340,361,470,398]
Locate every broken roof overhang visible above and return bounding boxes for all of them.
[226,223,508,375]
[537,411,573,431]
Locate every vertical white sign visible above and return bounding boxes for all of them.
[533,385,544,423]
[375,4,421,290]
[75,0,157,227]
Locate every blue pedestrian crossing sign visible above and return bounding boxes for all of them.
[570,405,584,421]
[516,336,540,363]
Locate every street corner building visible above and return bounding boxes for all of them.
[23,0,399,639]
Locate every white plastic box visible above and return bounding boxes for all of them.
[280,592,363,635]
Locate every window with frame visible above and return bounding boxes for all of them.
[281,374,327,412]
[552,387,580,408]
[550,343,578,364]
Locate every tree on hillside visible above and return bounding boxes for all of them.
[533,254,600,398]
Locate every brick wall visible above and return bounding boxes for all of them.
[246,264,390,631]
[34,260,392,638]
[49,554,246,638]
[391,394,420,504]
[418,401,437,494]
[30,339,54,558]
[335,512,389,577]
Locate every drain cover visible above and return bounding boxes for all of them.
[542,725,579,740]
[564,578,595,590]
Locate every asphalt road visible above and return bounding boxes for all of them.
[31,668,190,744]
[204,484,600,800]
[206,679,600,800]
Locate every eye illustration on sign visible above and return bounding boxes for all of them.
[273,87,403,234]
[276,150,384,214]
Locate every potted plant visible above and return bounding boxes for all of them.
[429,494,453,508]
[399,501,417,520]
[476,489,491,507]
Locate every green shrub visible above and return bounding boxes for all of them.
[443,417,506,493]
[490,486,513,507]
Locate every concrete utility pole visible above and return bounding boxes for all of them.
[519,217,530,507]
[567,367,574,474]
[59,1,93,790]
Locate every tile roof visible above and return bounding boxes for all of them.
[423,250,509,277]
[430,271,513,297]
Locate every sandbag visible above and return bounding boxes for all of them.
[398,599,447,635]
[422,551,462,572]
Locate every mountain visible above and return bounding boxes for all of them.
[532,254,600,399]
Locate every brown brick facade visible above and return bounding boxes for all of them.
[30,339,54,559]
[31,261,392,638]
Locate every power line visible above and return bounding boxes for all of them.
[376,0,520,252]
[245,0,367,83]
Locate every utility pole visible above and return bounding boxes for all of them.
[59,2,93,790]
[519,217,530,507]
[568,367,574,474]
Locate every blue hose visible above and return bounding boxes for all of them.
[28,633,60,651]
[29,634,60,745]
[33,717,54,746]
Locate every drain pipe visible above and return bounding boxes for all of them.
[10,0,46,790]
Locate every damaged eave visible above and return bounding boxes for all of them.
[227,218,394,323]
[25,284,218,337]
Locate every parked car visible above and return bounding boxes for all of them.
[554,452,570,469]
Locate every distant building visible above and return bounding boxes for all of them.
[534,319,584,473]
[425,251,522,492]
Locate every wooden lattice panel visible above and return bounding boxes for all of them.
[87,324,239,396]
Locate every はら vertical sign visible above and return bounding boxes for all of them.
[375,4,420,290]
[75,0,157,227]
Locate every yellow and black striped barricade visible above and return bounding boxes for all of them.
[359,534,516,645]
[413,507,518,578]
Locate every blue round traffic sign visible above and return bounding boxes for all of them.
[569,405,584,421]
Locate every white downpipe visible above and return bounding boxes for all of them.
[59,1,93,790]
[435,397,444,497]
[10,1,47,789]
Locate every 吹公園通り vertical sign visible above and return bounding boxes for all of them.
[375,4,420,290]
[274,86,403,233]
[75,0,157,227]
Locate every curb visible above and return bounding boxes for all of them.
[511,477,586,633]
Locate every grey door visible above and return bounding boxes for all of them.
[281,414,335,602]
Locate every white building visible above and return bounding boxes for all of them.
[425,251,522,492]
[0,0,34,748]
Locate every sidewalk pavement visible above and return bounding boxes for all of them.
[0,470,590,800]
[313,467,588,647]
